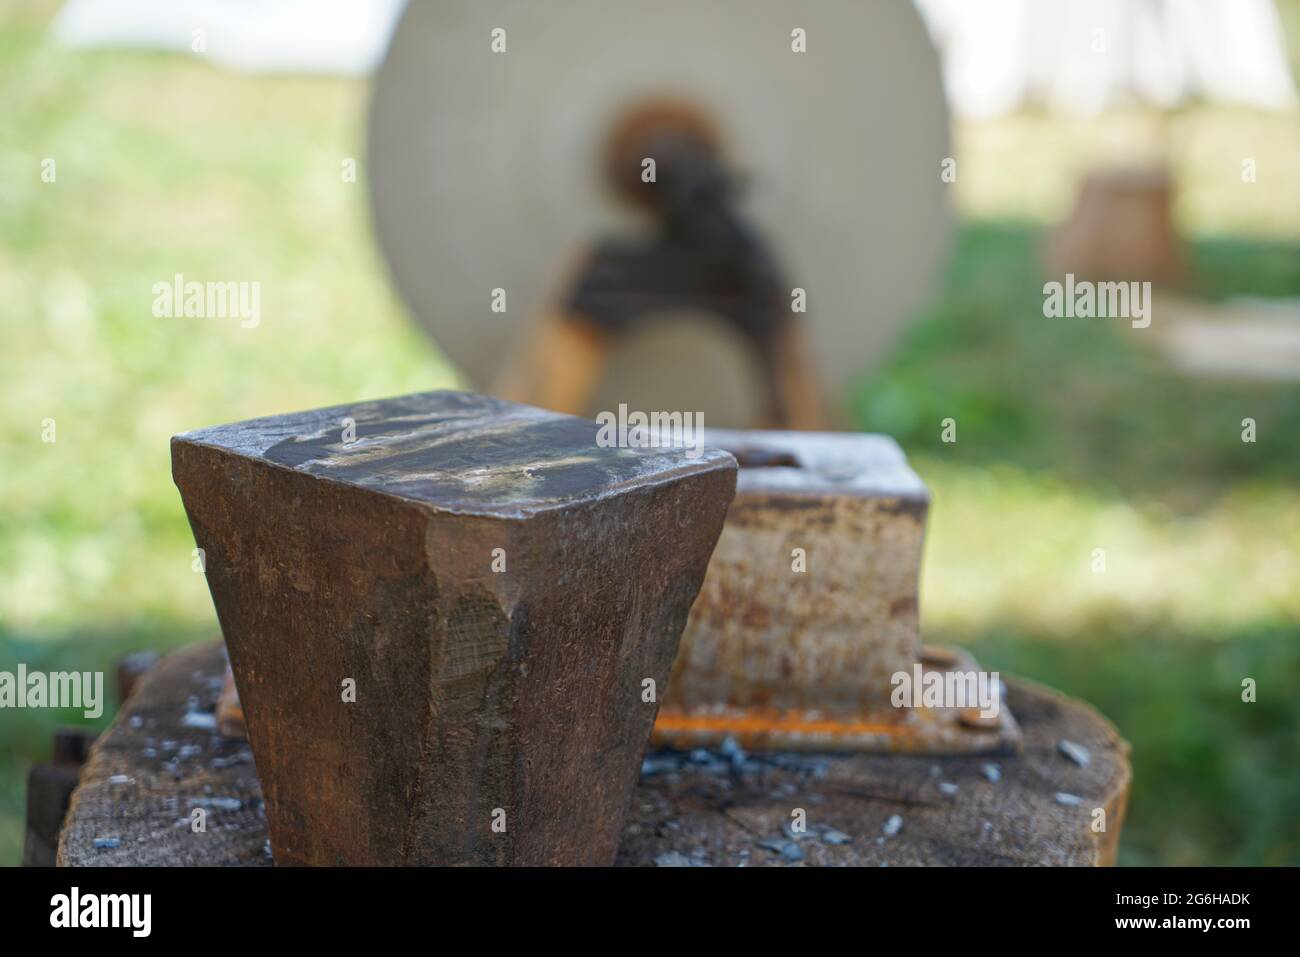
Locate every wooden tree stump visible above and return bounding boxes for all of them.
[58,642,1131,867]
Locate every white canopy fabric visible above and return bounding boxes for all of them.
[915,0,1297,118]
[53,0,1298,119]
[51,0,406,77]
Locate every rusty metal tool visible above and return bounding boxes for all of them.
[172,390,736,865]
[655,429,1020,754]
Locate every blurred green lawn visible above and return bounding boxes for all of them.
[2,2,1298,865]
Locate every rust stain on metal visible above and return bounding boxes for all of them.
[656,710,907,738]
[655,644,1020,755]
[889,595,918,619]
[876,497,929,520]
[216,665,246,739]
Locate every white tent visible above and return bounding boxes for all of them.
[51,0,1299,115]
[916,0,1297,118]
[51,0,405,76]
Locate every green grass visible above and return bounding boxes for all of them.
[967,623,1300,866]
[0,4,456,864]
[849,221,1300,866]
[2,1,1299,866]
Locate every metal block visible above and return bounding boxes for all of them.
[172,390,736,865]
[656,429,1019,754]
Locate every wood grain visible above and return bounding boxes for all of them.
[60,642,1130,867]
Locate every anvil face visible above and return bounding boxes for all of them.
[185,390,726,518]
[172,390,736,865]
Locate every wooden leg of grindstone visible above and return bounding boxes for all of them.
[171,390,736,866]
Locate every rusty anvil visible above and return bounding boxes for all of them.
[654,429,1021,755]
[172,390,736,866]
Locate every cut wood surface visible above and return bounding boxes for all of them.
[59,642,1130,867]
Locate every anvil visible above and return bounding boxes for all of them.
[654,429,1020,754]
[172,390,735,865]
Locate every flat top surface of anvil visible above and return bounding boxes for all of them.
[701,429,928,499]
[173,391,735,518]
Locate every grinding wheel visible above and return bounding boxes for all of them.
[368,0,952,426]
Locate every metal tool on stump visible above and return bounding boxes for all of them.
[172,390,736,865]
[655,430,1020,754]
